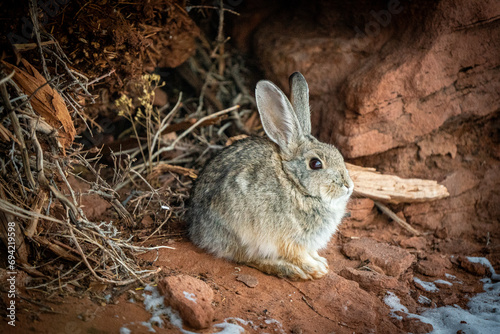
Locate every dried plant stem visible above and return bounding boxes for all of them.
[188,5,240,16]
[25,118,50,237]
[151,92,183,154]
[194,64,215,116]
[0,77,36,189]
[150,105,239,161]
[0,70,15,86]
[25,190,47,238]
[374,201,421,236]
[0,198,66,225]
[217,0,226,76]
[76,154,134,226]
[87,69,116,86]
[29,0,50,80]
[0,194,28,263]
[139,211,173,244]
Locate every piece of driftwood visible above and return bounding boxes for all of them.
[346,163,449,204]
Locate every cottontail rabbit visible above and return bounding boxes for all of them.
[186,72,353,280]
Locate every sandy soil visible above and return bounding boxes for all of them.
[3,201,497,333]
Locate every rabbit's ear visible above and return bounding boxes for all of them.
[256,80,302,151]
[289,72,311,135]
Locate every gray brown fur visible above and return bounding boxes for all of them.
[186,72,353,280]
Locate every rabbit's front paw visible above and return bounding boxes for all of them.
[300,256,329,279]
[248,259,313,280]
[311,251,328,267]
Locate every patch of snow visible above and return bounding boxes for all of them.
[434,279,453,286]
[466,257,500,281]
[224,317,252,325]
[140,285,197,334]
[385,279,500,333]
[123,285,250,334]
[384,292,408,320]
[183,291,197,303]
[119,327,131,334]
[264,318,286,333]
[414,277,439,292]
[467,279,500,323]
[213,322,246,334]
[223,317,258,331]
[418,295,432,305]
[445,273,463,284]
[141,321,156,332]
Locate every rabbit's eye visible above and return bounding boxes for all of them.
[309,158,323,170]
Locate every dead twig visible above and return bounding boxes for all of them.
[150,105,239,161]
[87,69,116,86]
[29,0,50,80]
[32,235,82,262]
[374,201,421,236]
[75,154,135,227]
[0,70,15,87]
[0,75,36,189]
[187,5,241,16]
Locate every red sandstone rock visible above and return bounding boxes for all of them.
[457,256,487,277]
[416,254,451,277]
[158,275,214,329]
[342,238,415,277]
[402,317,434,334]
[417,133,457,160]
[442,169,480,197]
[400,236,427,250]
[254,0,500,159]
[339,267,408,295]
[347,198,375,222]
[303,272,400,333]
[236,274,259,288]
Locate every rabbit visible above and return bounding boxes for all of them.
[186,72,354,280]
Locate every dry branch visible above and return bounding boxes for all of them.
[374,201,421,236]
[149,163,198,179]
[162,115,228,134]
[346,163,449,204]
[32,236,82,263]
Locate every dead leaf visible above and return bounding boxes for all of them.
[3,59,76,151]
[0,123,18,144]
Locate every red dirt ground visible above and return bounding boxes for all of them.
[2,199,496,333]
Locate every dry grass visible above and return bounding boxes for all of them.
[0,0,255,291]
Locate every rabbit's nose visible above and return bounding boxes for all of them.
[343,176,354,194]
[343,177,352,189]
